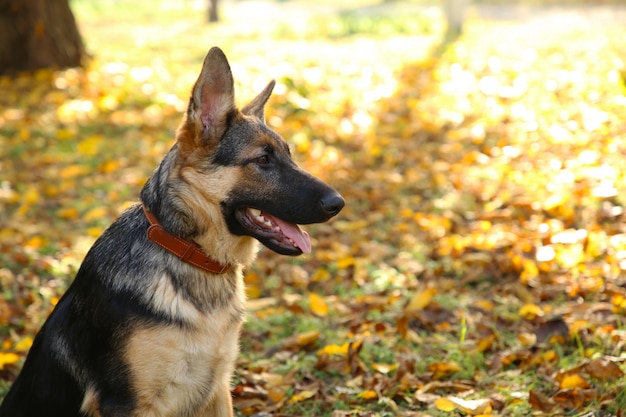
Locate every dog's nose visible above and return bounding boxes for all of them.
[320,191,344,216]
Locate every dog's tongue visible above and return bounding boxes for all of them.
[264,212,311,254]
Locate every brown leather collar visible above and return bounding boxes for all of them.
[142,204,231,274]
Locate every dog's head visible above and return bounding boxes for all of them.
[175,47,343,256]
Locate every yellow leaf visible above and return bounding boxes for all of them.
[268,386,287,403]
[520,258,539,284]
[519,303,544,320]
[371,363,398,374]
[60,165,89,179]
[296,330,320,346]
[58,207,80,220]
[543,192,566,211]
[318,342,350,356]
[45,184,59,197]
[23,187,39,205]
[87,227,104,237]
[245,285,261,299]
[435,397,456,412]
[84,207,108,222]
[476,334,496,352]
[336,256,355,269]
[309,292,328,317]
[311,268,331,282]
[15,336,33,352]
[473,299,494,312]
[24,236,47,249]
[518,332,537,347]
[288,389,316,403]
[539,350,558,363]
[559,374,590,390]
[261,372,284,388]
[99,160,121,173]
[406,287,437,311]
[358,390,378,400]
[429,361,462,379]
[18,127,30,140]
[77,135,103,156]
[0,352,20,370]
[98,95,119,111]
[55,128,74,140]
[555,244,584,269]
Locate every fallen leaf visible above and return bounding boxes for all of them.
[14,336,33,352]
[371,362,398,374]
[358,389,378,400]
[288,389,317,404]
[296,330,320,347]
[528,388,556,412]
[585,358,624,382]
[279,330,320,351]
[475,333,496,352]
[318,342,350,356]
[309,292,329,317]
[447,396,492,415]
[405,287,437,311]
[553,388,598,410]
[428,361,462,380]
[0,352,20,370]
[84,207,108,223]
[558,374,590,390]
[434,397,456,412]
[519,303,544,320]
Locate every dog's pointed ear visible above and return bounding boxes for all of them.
[188,47,236,142]
[242,80,275,123]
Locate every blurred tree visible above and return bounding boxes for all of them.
[208,0,219,22]
[0,0,85,75]
[444,0,467,41]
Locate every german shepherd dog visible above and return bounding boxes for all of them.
[0,47,344,417]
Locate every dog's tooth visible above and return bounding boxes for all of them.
[249,208,261,217]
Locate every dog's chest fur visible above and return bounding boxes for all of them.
[122,273,245,416]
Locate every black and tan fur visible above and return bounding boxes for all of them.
[0,47,343,417]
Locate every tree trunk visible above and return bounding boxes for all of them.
[208,0,219,23]
[0,0,85,75]
[443,0,467,41]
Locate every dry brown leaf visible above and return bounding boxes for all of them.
[428,361,462,380]
[528,388,556,412]
[584,358,625,382]
[552,388,599,410]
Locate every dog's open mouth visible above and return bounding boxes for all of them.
[235,208,311,255]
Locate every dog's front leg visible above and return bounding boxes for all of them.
[196,382,233,417]
[196,384,233,417]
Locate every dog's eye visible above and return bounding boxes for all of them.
[256,155,270,165]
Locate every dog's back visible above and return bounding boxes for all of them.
[1,207,153,416]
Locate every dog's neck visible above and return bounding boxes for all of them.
[142,204,231,274]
